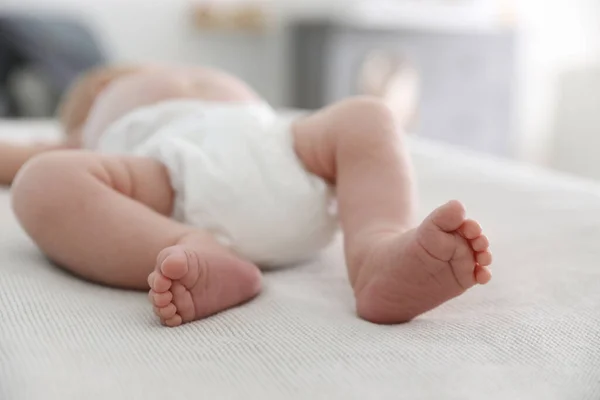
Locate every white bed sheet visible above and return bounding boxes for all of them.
[0,120,599,399]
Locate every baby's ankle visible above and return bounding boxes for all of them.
[346,227,407,292]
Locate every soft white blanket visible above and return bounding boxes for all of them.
[0,121,599,399]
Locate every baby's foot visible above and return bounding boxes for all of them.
[354,200,492,324]
[147,242,262,327]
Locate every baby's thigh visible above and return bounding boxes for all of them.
[13,151,174,226]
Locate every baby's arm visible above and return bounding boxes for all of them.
[0,141,73,185]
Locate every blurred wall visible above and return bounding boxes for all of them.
[2,0,290,106]
[516,0,600,165]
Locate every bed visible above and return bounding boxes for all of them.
[1,119,599,399]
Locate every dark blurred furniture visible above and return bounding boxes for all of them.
[0,14,106,117]
[290,20,517,157]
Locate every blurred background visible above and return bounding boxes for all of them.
[1,0,600,180]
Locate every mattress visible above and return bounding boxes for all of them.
[1,120,599,399]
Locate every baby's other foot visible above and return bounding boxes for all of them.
[355,200,492,324]
[147,243,262,327]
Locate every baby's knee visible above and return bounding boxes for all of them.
[342,96,392,116]
[335,96,401,147]
[12,152,90,230]
[13,151,68,191]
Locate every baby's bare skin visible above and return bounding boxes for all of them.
[10,65,492,326]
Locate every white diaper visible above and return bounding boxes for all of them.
[96,100,338,268]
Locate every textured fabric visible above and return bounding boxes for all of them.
[96,101,337,267]
[1,121,600,399]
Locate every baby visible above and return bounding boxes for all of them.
[6,64,492,326]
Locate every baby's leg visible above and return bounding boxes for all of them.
[0,141,75,186]
[12,152,261,326]
[293,97,493,324]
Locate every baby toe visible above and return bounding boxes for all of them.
[450,239,479,289]
[475,264,492,285]
[151,273,172,293]
[157,304,177,319]
[429,200,466,232]
[164,314,183,327]
[147,272,156,288]
[153,307,169,319]
[470,235,490,252]
[151,290,174,308]
[460,219,483,240]
[171,282,188,297]
[476,250,493,267]
[160,248,190,280]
